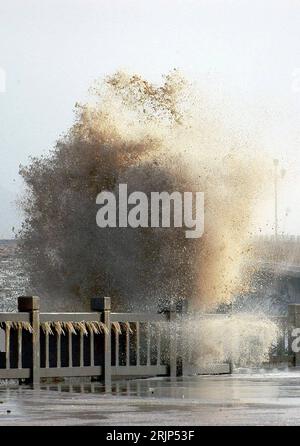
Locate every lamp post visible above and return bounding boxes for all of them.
[273,159,286,240]
[273,159,279,240]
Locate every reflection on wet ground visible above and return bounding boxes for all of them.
[1,369,300,425]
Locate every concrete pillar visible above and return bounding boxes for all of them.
[18,296,40,385]
[91,297,111,391]
[167,298,186,377]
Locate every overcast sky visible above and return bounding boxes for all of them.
[1,0,300,237]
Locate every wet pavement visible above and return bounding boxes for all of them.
[0,369,300,425]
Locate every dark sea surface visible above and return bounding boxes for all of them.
[0,240,27,311]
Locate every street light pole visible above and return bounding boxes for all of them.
[273,159,279,240]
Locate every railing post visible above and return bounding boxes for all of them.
[18,296,40,385]
[91,297,111,390]
[167,301,177,378]
[178,298,187,376]
[288,304,300,366]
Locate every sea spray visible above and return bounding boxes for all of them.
[18,70,269,312]
[180,313,280,368]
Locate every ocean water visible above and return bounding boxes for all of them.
[0,240,27,312]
